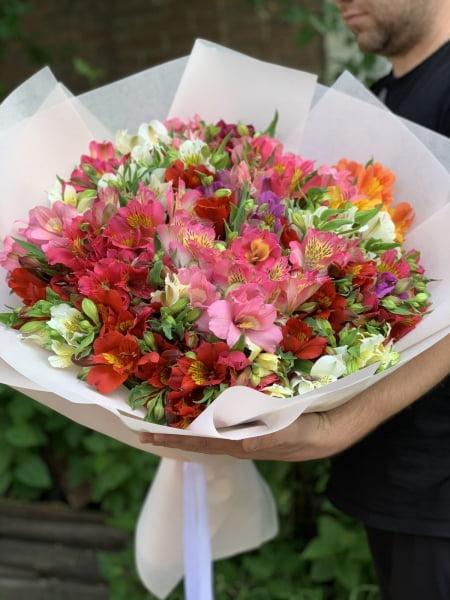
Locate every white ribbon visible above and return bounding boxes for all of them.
[183,462,213,599]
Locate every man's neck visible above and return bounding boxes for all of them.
[390,23,450,77]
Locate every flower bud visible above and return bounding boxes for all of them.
[381,297,400,311]
[413,292,429,305]
[185,308,202,323]
[153,396,165,421]
[81,298,100,325]
[213,188,232,198]
[393,278,411,295]
[20,320,45,334]
[165,297,189,315]
[143,331,156,350]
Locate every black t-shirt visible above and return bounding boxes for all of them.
[327,42,450,536]
[371,41,450,136]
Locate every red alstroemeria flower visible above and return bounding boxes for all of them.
[167,340,231,398]
[280,220,301,249]
[164,391,207,428]
[307,281,350,333]
[194,193,233,239]
[135,334,183,388]
[78,258,154,302]
[281,318,327,360]
[87,331,141,393]
[8,268,48,306]
[165,159,215,189]
[376,309,424,342]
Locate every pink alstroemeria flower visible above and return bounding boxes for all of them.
[20,201,79,248]
[178,265,220,331]
[274,272,329,315]
[227,224,281,269]
[0,235,27,270]
[289,229,353,274]
[104,191,165,249]
[207,286,282,353]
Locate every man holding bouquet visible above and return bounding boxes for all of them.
[141,0,450,597]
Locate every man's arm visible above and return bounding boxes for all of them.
[139,333,450,461]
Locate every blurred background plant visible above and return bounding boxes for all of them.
[0,1,382,598]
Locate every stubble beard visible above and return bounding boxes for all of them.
[354,19,428,60]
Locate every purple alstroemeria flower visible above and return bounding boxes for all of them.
[375,271,398,298]
[255,189,285,232]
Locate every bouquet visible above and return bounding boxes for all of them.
[1,39,449,599]
[0,114,431,429]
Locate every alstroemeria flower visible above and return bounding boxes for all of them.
[48,340,76,368]
[281,318,328,360]
[20,201,79,248]
[207,286,282,353]
[7,267,48,305]
[227,224,281,269]
[290,229,353,273]
[47,304,88,345]
[104,192,165,249]
[167,340,231,397]
[336,159,396,207]
[87,331,141,393]
[194,192,233,239]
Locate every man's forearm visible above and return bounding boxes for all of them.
[327,333,450,454]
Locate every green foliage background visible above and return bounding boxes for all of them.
[0,1,381,598]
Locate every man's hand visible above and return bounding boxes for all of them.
[139,410,344,461]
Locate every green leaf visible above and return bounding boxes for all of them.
[92,463,131,500]
[6,396,38,422]
[83,432,112,454]
[4,423,47,448]
[320,218,352,231]
[301,536,333,560]
[14,454,52,488]
[12,237,46,261]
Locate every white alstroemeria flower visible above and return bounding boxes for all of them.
[146,169,173,203]
[48,340,75,368]
[97,172,118,189]
[360,210,396,244]
[115,129,139,154]
[291,377,325,395]
[254,352,279,375]
[130,142,156,163]
[137,120,170,146]
[245,339,264,362]
[310,354,347,379]
[47,181,77,207]
[356,332,399,370]
[19,321,51,347]
[151,273,190,307]
[179,139,214,169]
[47,304,86,345]
[76,190,98,213]
[263,383,294,398]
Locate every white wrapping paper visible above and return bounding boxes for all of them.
[1,39,449,598]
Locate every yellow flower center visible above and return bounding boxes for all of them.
[304,236,334,270]
[127,212,152,228]
[187,360,208,385]
[246,239,270,263]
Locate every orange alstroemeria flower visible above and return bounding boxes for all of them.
[336,159,396,207]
